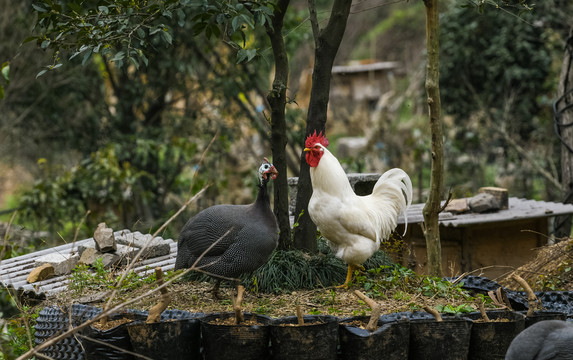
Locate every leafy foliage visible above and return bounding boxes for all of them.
[0,306,39,359]
[354,264,477,310]
[68,257,170,295]
[17,136,198,242]
[29,0,277,73]
[439,2,561,197]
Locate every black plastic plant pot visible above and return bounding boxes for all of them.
[518,310,567,328]
[127,318,201,360]
[81,312,147,360]
[200,312,272,360]
[339,314,410,360]
[465,310,525,360]
[270,315,339,360]
[408,315,473,360]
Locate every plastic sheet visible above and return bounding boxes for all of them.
[270,315,338,360]
[200,312,272,360]
[408,313,473,360]
[466,310,525,360]
[339,314,409,360]
[127,318,201,360]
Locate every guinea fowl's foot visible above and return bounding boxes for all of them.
[210,279,222,300]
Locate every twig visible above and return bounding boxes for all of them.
[233,285,245,325]
[103,186,208,313]
[103,130,219,312]
[16,189,219,360]
[423,306,442,322]
[296,304,304,325]
[146,267,171,324]
[478,299,490,322]
[512,274,539,316]
[353,290,381,332]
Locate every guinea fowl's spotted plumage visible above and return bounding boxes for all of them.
[174,160,279,282]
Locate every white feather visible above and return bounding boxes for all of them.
[308,144,412,266]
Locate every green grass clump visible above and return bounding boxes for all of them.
[180,238,396,294]
[246,238,395,293]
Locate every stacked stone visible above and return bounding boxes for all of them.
[26,224,171,284]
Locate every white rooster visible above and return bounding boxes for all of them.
[304,131,412,288]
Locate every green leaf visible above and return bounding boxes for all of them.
[22,36,38,44]
[231,16,242,32]
[81,49,93,65]
[98,6,109,15]
[112,51,125,62]
[1,62,9,82]
[40,40,50,49]
[32,3,48,12]
[36,69,48,79]
[161,30,172,45]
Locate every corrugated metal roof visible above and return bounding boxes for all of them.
[0,229,177,298]
[398,197,573,227]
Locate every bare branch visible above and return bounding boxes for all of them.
[307,0,320,42]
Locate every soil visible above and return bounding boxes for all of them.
[342,319,369,329]
[208,317,263,326]
[91,317,133,331]
[49,280,460,320]
[473,318,511,323]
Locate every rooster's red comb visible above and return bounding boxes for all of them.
[305,131,329,148]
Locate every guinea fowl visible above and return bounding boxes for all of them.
[505,320,573,360]
[174,158,279,298]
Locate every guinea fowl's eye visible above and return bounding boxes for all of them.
[263,164,270,170]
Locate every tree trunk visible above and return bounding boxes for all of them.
[422,0,443,277]
[266,0,292,249]
[555,28,573,239]
[293,0,353,251]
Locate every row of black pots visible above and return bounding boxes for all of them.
[78,309,568,360]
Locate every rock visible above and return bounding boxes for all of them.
[27,263,55,283]
[101,253,121,269]
[115,232,170,259]
[78,242,139,266]
[94,222,117,253]
[469,193,500,213]
[79,247,101,266]
[445,198,470,214]
[35,253,79,276]
[115,244,140,265]
[479,187,509,210]
[77,291,111,304]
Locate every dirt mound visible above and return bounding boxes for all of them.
[499,238,573,291]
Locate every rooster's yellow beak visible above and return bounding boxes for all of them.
[304,148,311,152]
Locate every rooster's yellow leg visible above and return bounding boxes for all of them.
[336,264,358,289]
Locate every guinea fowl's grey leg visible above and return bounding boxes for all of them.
[211,278,222,299]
